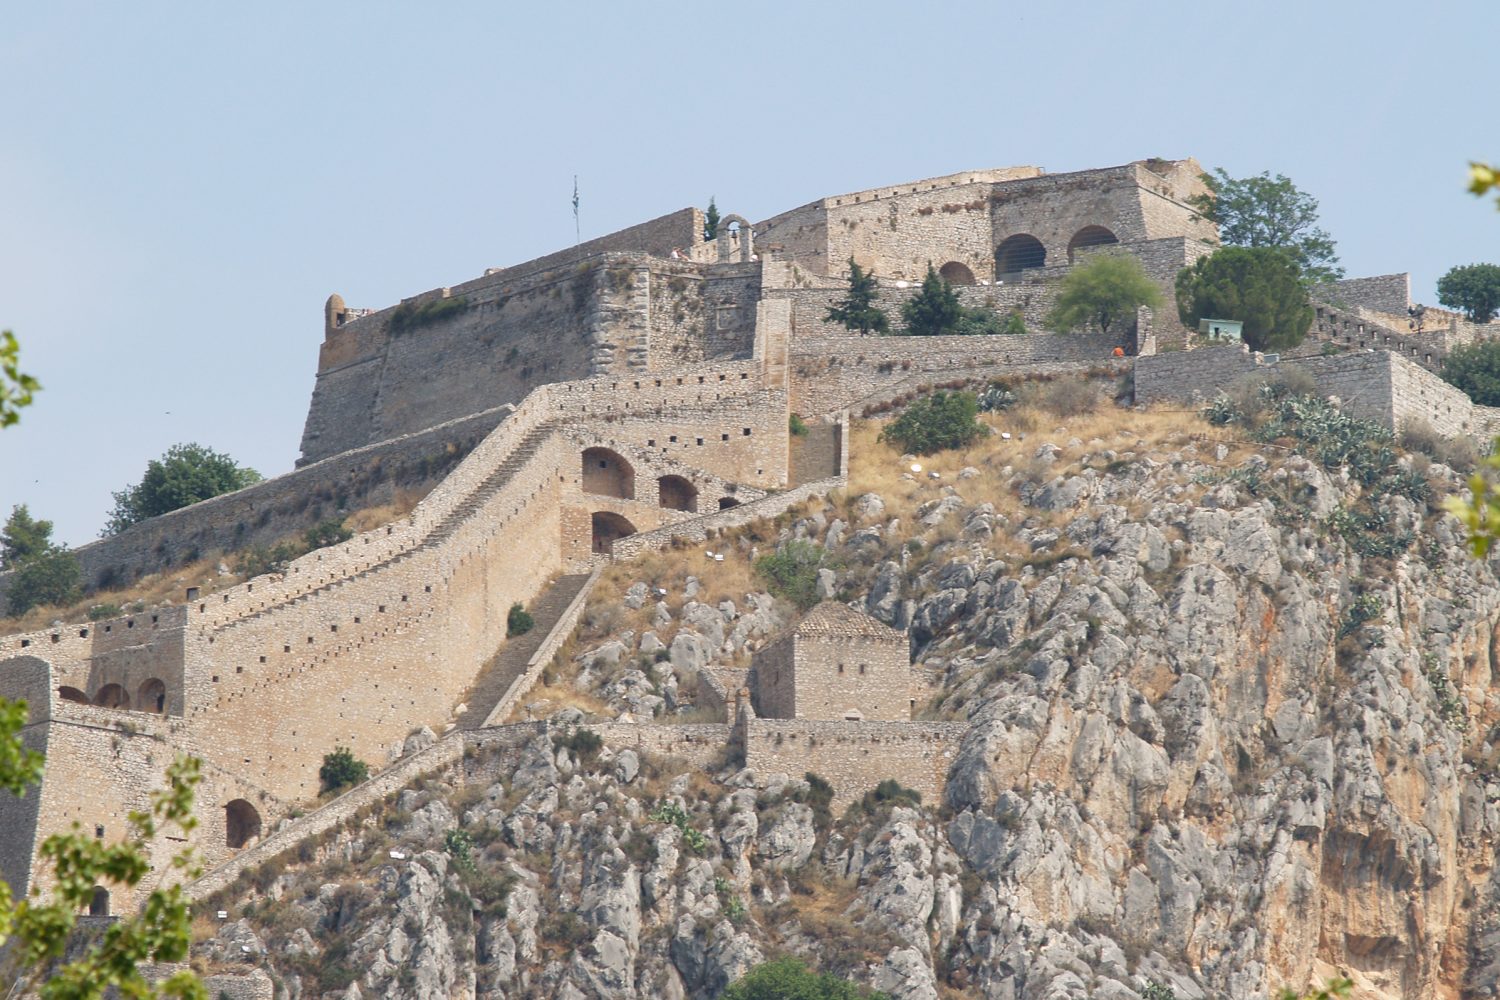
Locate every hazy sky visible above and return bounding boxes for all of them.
[3,2,1496,546]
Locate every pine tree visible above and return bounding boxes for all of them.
[825,258,890,335]
[704,197,720,241]
[900,265,963,336]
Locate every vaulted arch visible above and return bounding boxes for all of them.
[94,684,128,710]
[58,686,89,704]
[938,261,976,286]
[137,678,167,714]
[995,234,1046,275]
[591,512,637,555]
[225,799,261,849]
[1067,225,1119,262]
[658,475,698,513]
[581,447,635,500]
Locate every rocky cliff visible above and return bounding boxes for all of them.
[197,393,1500,1000]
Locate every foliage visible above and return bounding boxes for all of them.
[1,504,52,568]
[976,384,1018,413]
[319,747,369,794]
[1032,379,1100,418]
[233,542,299,579]
[1338,593,1385,639]
[1437,263,1500,323]
[506,602,535,638]
[857,778,921,814]
[1191,168,1344,283]
[1274,976,1354,1000]
[825,258,890,335]
[1140,984,1177,1000]
[388,295,469,336]
[722,958,889,1000]
[1472,161,1500,210]
[648,801,708,853]
[899,266,963,336]
[1000,311,1027,336]
[1045,253,1162,335]
[1440,340,1500,405]
[2,506,81,617]
[106,443,261,535]
[303,517,353,550]
[0,330,40,429]
[704,197,720,241]
[878,390,987,456]
[789,413,810,437]
[443,828,474,871]
[553,728,603,766]
[755,539,825,611]
[799,772,836,833]
[0,709,206,999]
[1176,246,1313,352]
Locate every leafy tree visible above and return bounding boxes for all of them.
[878,390,987,456]
[0,698,206,998]
[319,746,368,793]
[1437,263,1500,323]
[3,506,81,617]
[755,540,825,611]
[1045,253,1162,335]
[1,331,40,429]
[106,443,261,535]
[1176,247,1314,352]
[704,197,720,241]
[722,957,889,1000]
[900,265,963,336]
[825,258,890,335]
[1191,168,1344,283]
[2,505,54,569]
[1001,311,1027,336]
[1440,340,1500,405]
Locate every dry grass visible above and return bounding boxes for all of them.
[502,678,608,722]
[345,486,430,534]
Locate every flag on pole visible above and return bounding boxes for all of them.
[573,176,580,246]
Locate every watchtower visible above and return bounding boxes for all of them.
[749,602,912,721]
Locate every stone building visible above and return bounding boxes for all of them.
[749,601,913,722]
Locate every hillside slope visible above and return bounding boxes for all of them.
[197,390,1500,1000]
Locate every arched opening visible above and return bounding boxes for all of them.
[658,475,698,512]
[225,799,261,849]
[89,887,109,916]
[718,497,741,510]
[137,678,167,714]
[938,261,976,286]
[1067,225,1119,263]
[995,234,1046,276]
[581,448,635,500]
[94,684,129,710]
[716,214,754,263]
[591,512,637,556]
[58,686,90,704]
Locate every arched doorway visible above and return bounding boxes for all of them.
[89,887,110,916]
[658,475,698,512]
[581,448,635,500]
[137,678,167,714]
[716,214,754,263]
[94,684,129,710]
[1067,225,1119,263]
[225,799,261,849]
[58,686,89,704]
[718,497,741,510]
[591,512,637,555]
[939,262,976,286]
[995,234,1046,276]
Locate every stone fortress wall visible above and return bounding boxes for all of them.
[12,156,1492,915]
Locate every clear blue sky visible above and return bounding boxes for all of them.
[3,1,1495,547]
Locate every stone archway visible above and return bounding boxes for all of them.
[716,214,754,263]
[225,799,262,849]
[995,234,1046,276]
[137,678,167,714]
[58,686,89,704]
[718,497,741,510]
[939,261,976,286]
[89,887,110,916]
[658,475,698,512]
[1067,225,1119,263]
[591,512,637,556]
[94,684,129,710]
[582,447,635,500]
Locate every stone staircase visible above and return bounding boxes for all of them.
[452,572,591,730]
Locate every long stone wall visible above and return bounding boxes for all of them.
[741,717,966,808]
[609,477,845,561]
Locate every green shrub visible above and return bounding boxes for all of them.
[506,602,534,637]
[553,728,603,766]
[1001,311,1027,335]
[233,543,299,579]
[304,517,353,550]
[105,443,261,535]
[900,266,961,336]
[388,296,470,336]
[789,413,810,437]
[319,747,369,794]
[648,801,708,853]
[878,390,987,456]
[88,603,122,621]
[722,958,889,999]
[6,546,81,616]
[755,540,825,611]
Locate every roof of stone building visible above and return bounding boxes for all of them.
[786,601,906,641]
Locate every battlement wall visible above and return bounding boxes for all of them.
[1313,274,1411,316]
[741,718,965,808]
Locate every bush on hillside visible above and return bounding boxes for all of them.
[507,602,535,637]
[2,505,81,616]
[319,747,369,794]
[755,539,825,611]
[1440,339,1500,406]
[878,390,987,456]
[721,958,889,1000]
